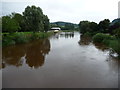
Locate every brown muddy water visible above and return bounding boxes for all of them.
[2,32,119,88]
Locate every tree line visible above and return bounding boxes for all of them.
[79,19,120,57]
[2,5,50,33]
[79,19,120,37]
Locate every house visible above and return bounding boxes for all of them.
[50,27,61,33]
[50,27,61,30]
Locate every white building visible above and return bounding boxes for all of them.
[51,27,61,30]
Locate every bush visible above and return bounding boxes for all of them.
[93,33,105,43]
[14,32,29,43]
[84,32,92,37]
[109,39,120,57]
[93,33,113,43]
[93,33,120,58]
[102,39,110,46]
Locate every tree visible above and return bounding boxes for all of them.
[12,13,23,23]
[2,16,20,33]
[89,22,98,32]
[43,15,50,32]
[79,21,90,34]
[0,17,2,31]
[11,13,25,32]
[98,19,110,33]
[23,5,44,32]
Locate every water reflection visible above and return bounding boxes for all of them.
[78,35,92,45]
[2,45,26,67]
[26,39,50,68]
[2,39,51,69]
[60,32,74,38]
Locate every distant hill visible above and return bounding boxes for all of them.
[50,21,78,29]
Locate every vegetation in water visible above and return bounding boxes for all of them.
[78,18,120,58]
[2,32,53,47]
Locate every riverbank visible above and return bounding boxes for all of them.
[92,33,120,58]
[82,32,120,58]
[2,32,54,47]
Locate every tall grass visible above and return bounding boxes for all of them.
[2,32,53,47]
[93,33,120,58]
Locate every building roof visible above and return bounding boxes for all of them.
[51,27,61,30]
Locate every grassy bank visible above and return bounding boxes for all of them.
[93,33,120,58]
[2,32,53,47]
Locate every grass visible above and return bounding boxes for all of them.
[92,33,120,58]
[2,31,54,47]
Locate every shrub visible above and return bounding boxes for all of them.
[93,33,105,43]
[84,32,92,37]
[14,32,29,44]
[102,39,110,46]
[93,33,113,43]
[109,39,120,57]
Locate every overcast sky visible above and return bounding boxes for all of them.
[1,0,120,23]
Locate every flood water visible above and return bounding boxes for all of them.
[2,32,119,88]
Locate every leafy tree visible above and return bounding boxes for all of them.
[2,16,20,33]
[43,15,50,32]
[79,21,98,35]
[11,13,25,32]
[79,21,90,34]
[23,5,44,32]
[0,17,2,31]
[98,19,110,33]
[89,22,98,32]
[11,13,23,23]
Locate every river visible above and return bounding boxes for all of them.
[2,32,119,88]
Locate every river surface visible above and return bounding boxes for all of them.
[2,32,119,88]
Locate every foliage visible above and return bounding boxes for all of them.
[2,16,20,33]
[11,13,25,32]
[79,21,98,35]
[0,17,2,31]
[98,19,110,33]
[93,33,112,43]
[113,28,120,38]
[43,15,50,32]
[93,33,120,57]
[2,5,50,33]
[23,5,44,32]
[109,39,120,57]
[79,21,90,34]
[84,32,92,37]
[2,32,53,47]
[14,32,29,43]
